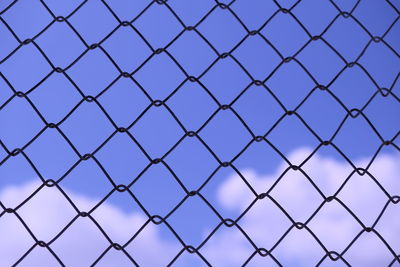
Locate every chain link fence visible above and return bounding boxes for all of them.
[0,0,399,266]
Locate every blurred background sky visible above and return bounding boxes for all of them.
[0,0,399,266]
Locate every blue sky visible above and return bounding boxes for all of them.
[0,0,399,266]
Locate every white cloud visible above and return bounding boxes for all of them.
[0,182,180,266]
[1,148,399,266]
[204,148,400,266]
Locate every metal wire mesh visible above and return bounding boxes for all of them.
[0,0,399,266]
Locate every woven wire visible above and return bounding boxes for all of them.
[0,0,399,266]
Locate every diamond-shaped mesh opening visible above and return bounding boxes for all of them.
[133,2,183,49]
[102,26,152,72]
[336,172,388,226]
[359,41,400,88]
[297,89,346,139]
[95,133,149,185]
[124,222,181,266]
[51,217,111,266]
[28,73,82,123]
[167,195,220,246]
[364,93,400,139]
[168,30,216,76]
[240,198,292,249]
[201,225,255,266]
[300,146,354,196]
[130,105,184,158]
[199,109,252,160]
[332,115,382,162]
[344,232,395,266]
[307,200,362,252]
[232,84,283,134]
[90,191,146,244]
[203,168,256,219]
[36,22,86,68]
[200,56,251,104]
[1,45,52,93]
[197,6,247,52]
[233,34,281,79]
[97,77,150,128]
[134,52,186,100]
[297,38,345,85]
[66,48,119,97]
[167,81,218,130]
[165,136,218,189]
[260,11,310,57]
[0,0,399,265]
[24,128,78,179]
[292,0,338,35]
[1,0,53,40]
[0,97,44,148]
[68,0,119,44]
[328,66,377,109]
[266,59,315,110]
[269,169,324,222]
[130,163,186,217]
[324,16,370,61]
[17,186,77,241]
[272,227,326,265]
[60,101,115,154]
[268,114,320,154]
[58,159,114,211]
[353,1,398,36]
